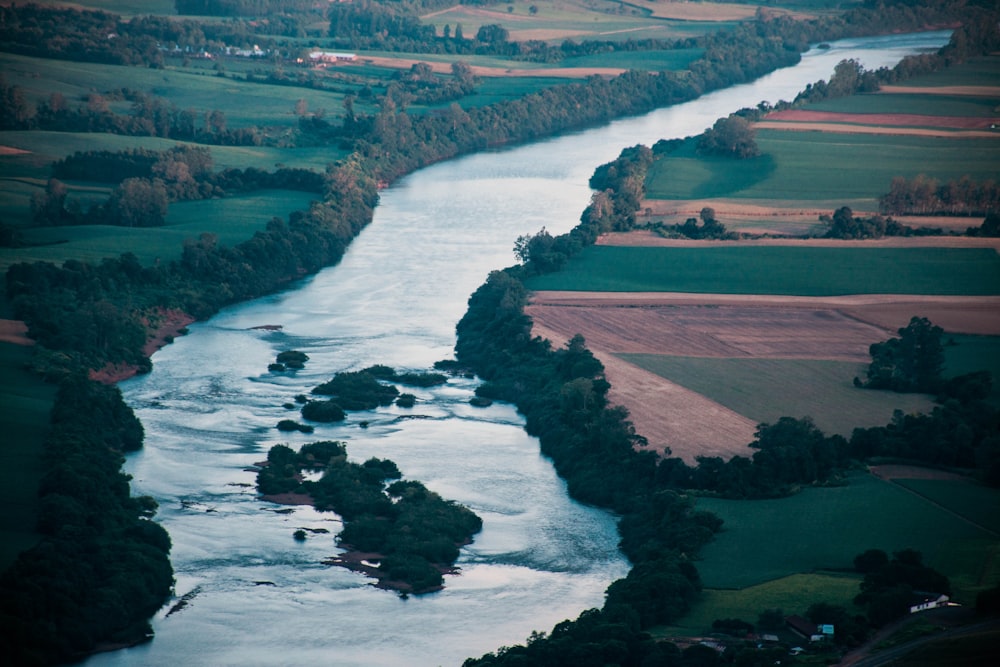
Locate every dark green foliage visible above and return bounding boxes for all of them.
[968,212,1000,238]
[311,370,399,410]
[696,115,760,159]
[862,316,945,393]
[0,375,173,665]
[276,419,313,433]
[276,350,308,369]
[396,393,416,408]
[256,442,480,593]
[854,548,890,574]
[854,549,950,626]
[300,399,346,423]
[976,583,1000,615]
[756,608,785,632]
[711,618,754,636]
[882,175,1000,217]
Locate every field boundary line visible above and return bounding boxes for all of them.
[870,472,1000,538]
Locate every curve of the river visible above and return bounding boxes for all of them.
[89,31,950,667]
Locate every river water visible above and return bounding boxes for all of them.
[90,31,949,667]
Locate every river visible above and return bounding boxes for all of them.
[89,30,950,667]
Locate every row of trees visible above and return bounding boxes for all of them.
[32,146,324,229]
[0,379,174,666]
[4,2,998,662]
[880,175,1000,217]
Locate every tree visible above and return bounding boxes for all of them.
[862,316,945,393]
[107,178,169,227]
[696,114,760,159]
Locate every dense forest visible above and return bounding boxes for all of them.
[2,0,999,663]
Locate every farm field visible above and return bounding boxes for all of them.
[643,131,1000,206]
[944,334,1000,404]
[891,478,1000,535]
[693,472,998,600]
[616,354,934,437]
[526,285,1000,461]
[418,0,748,43]
[523,246,1000,296]
[642,53,1000,216]
[0,341,56,572]
[0,189,318,273]
[659,573,862,637]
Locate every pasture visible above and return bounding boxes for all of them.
[644,131,1000,206]
[660,573,862,636]
[0,189,318,273]
[616,355,935,437]
[893,478,1000,535]
[0,342,55,572]
[693,472,998,600]
[523,246,1000,296]
[0,52,356,130]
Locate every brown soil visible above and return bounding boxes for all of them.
[597,231,1000,252]
[0,319,32,345]
[754,120,999,138]
[527,290,1000,462]
[765,109,999,130]
[356,55,622,78]
[0,145,29,155]
[89,308,195,384]
[879,84,1000,97]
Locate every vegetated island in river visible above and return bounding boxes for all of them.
[256,439,482,595]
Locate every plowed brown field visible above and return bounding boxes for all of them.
[527,256,1000,463]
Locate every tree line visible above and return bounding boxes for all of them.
[4,2,999,662]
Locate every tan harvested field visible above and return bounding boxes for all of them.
[527,286,1000,462]
[753,120,999,138]
[880,84,1000,97]
[357,55,623,79]
[0,145,29,155]
[765,109,999,130]
[597,231,1000,251]
[0,320,32,346]
[623,0,762,22]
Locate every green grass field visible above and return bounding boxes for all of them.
[0,189,317,273]
[524,246,1000,296]
[645,132,1000,205]
[893,478,1000,535]
[0,342,56,572]
[0,52,357,130]
[807,92,999,118]
[694,473,998,600]
[616,355,935,436]
[660,573,863,636]
[895,54,1000,88]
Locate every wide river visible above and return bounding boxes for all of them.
[90,31,949,667]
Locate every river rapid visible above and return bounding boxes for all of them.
[89,31,949,667]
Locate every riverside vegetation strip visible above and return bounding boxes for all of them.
[2,1,999,664]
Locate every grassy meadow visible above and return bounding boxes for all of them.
[0,342,56,572]
[644,53,1000,208]
[644,132,1000,206]
[693,473,998,600]
[524,246,1000,295]
[616,355,935,437]
[659,573,862,636]
[0,189,318,273]
[893,478,1000,535]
